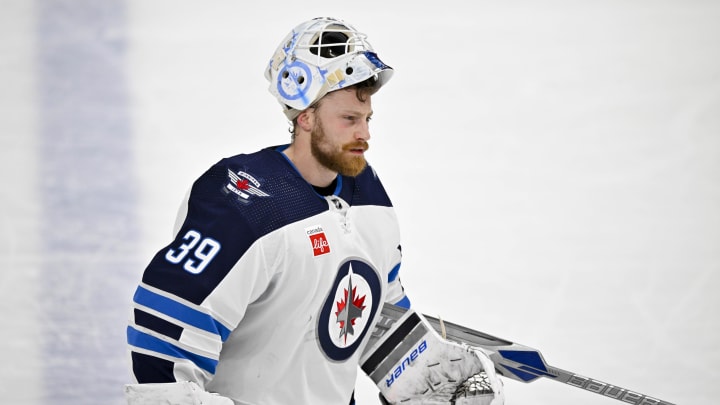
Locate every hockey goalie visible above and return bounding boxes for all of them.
[361,307,505,405]
[125,15,504,405]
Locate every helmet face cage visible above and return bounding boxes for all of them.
[266,17,393,119]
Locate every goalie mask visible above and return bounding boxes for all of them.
[265,17,394,120]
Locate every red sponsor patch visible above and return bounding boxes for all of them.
[310,232,330,256]
[307,225,331,256]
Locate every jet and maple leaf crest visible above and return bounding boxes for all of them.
[335,266,367,345]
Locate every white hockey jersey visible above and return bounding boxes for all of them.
[127,145,409,405]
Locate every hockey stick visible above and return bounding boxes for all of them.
[371,303,676,405]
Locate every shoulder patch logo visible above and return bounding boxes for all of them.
[306,225,331,256]
[225,169,270,203]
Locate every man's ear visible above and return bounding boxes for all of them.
[297,108,314,132]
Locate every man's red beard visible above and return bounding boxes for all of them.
[310,118,369,177]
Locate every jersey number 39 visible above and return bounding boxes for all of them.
[165,230,221,274]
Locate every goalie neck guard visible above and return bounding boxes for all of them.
[265,17,394,120]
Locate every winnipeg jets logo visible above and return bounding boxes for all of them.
[225,169,270,203]
[317,259,382,362]
[335,267,367,344]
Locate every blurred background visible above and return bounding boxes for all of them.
[1,0,718,404]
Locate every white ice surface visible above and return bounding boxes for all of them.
[1,1,719,404]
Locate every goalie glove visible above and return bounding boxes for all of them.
[361,307,504,405]
[125,381,234,405]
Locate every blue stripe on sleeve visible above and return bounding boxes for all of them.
[127,326,218,374]
[133,286,231,341]
[387,263,401,282]
[393,295,411,309]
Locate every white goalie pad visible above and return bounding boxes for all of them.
[125,381,234,405]
[361,307,504,405]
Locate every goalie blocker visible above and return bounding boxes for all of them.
[360,306,504,404]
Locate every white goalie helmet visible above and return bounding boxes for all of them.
[265,17,394,120]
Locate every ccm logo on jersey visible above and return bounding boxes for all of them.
[306,225,331,256]
[386,340,427,388]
